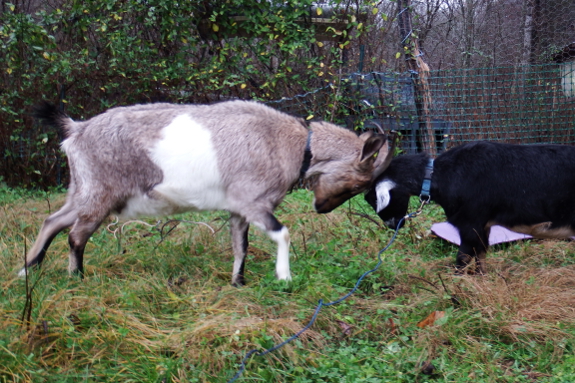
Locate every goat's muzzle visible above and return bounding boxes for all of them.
[314,188,361,214]
[385,217,405,231]
[314,194,352,214]
[314,198,337,214]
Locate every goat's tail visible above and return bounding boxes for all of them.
[32,101,75,139]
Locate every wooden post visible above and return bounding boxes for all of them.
[397,0,436,156]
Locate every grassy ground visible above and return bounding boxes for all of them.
[1,186,575,382]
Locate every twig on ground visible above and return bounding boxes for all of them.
[348,210,382,228]
[408,274,439,290]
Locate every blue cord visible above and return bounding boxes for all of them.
[227,212,418,382]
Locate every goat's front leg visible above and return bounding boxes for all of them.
[248,212,291,281]
[265,214,291,281]
[474,226,491,274]
[456,226,489,275]
[268,224,291,281]
[230,214,249,286]
[455,246,473,274]
[237,209,291,282]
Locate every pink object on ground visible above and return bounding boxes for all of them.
[430,222,532,246]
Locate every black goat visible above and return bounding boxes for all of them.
[365,141,575,273]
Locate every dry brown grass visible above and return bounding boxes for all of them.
[453,264,575,342]
[394,254,575,373]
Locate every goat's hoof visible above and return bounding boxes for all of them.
[17,265,39,278]
[68,269,85,279]
[420,361,436,375]
[231,276,246,287]
[275,272,292,282]
[453,267,466,276]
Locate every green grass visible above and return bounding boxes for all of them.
[2,187,575,382]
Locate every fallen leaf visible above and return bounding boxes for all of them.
[417,311,445,328]
[388,318,398,335]
[336,320,353,336]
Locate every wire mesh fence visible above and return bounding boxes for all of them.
[431,65,575,146]
[266,63,575,156]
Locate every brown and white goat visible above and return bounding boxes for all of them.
[23,100,393,285]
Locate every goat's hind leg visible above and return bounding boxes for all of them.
[67,215,106,276]
[230,214,249,287]
[20,203,78,276]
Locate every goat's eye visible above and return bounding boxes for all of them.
[352,184,362,192]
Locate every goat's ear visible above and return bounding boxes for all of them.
[359,130,375,141]
[371,131,397,181]
[360,134,387,163]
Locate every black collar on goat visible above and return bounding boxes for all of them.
[419,158,434,201]
[299,130,313,179]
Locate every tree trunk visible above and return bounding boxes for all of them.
[397,0,436,156]
[522,0,535,67]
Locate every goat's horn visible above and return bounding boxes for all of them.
[372,122,385,135]
[372,130,397,181]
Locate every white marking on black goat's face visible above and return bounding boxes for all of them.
[375,179,396,213]
[370,178,409,230]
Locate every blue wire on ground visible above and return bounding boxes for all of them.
[227,211,419,383]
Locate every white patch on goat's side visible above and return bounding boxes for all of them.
[122,114,227,218]
[375,179,396,213]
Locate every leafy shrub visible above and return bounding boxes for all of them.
[1,0,366,188]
